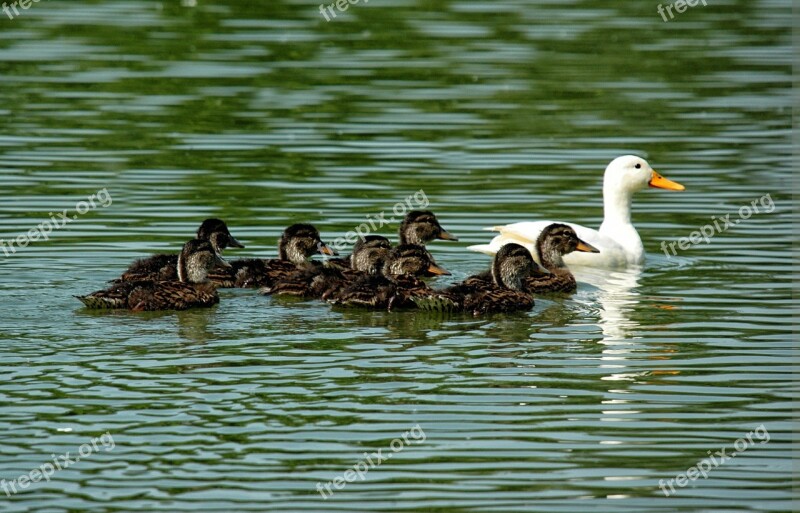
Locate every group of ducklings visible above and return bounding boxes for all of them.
[76,211,599,316]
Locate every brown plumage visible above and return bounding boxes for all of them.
[398,210,458,245]
[76,239,229,311]
[114,218,243,283]
[525,223,599,293]
[324,210,456,271]
[434,224,598,295]
[262,236,391,298]
[208,223,337,288]
[411,243,537,316]
[327,244,450,310]
[321,235,391,273]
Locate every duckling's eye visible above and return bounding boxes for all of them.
[635,163,641,169]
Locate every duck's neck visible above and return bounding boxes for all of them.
[280,240,307,264]
[536,241,566,271]
[177,255,208,284]
[399,229,418,246]
[601,185,634,228]
[599,185,644,259]
[492,260,525,291]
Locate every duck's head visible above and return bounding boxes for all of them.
[352,235,392,275]
[196,218,245,250]
[382,244,451,278]
[279,223,337,264]
[536,223,599,269]
[177,238,231,283]
[604,155,685,195]
[491,243,537,291]
[399,210,459,245]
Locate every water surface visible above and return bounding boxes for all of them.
[0,0,793,511]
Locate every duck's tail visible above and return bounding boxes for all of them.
[410,294,461,312]
[74,294,125,309]
[466,243,496,255]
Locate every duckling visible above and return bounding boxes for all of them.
[323,235,391,272]
[324,210,455,270]
[116,218,243,282]
[411,243,536,316]
[526,223,599,293]
[327,244,450,310]
[76,239,229,311]
[262,236,391,298]
[351,235,392,275]
[440,223,597,294]
[208,223,337,288]
[399,210,459,245]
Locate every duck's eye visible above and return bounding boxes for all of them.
[635,163,641,169]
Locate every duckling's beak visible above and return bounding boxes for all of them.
[317,242,338,256]
[648,170,685,191]
[575,239,600,253]
[437,229,459,242]
[426,263,451,276]
[227,234,245,249]
[215,252,232,268]
[533,261,551,275]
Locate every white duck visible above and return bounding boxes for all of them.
[468,155,685,268]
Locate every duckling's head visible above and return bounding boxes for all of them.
[382,244,451,278]
[604,156,685,196]
[279,223,337,264]
[196,218,245,250]
[399,210,458,246]
[352,235,391,275]
[177,239,231,283]
[491,243,536,291]
[536,223,599,269]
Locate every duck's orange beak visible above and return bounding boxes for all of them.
[437,229,459,241]
[317,242,338,256]
[426,263,451,276]
[575,239,600,253]
[649,170,685,191]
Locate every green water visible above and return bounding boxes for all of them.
[0,0,794,512]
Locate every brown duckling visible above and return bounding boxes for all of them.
[77,239,229,311]
[327,244,450,310]
[444,223,597,294]
[208,223,337,288]
[399,210,459,245]
[115,218,243,283]
[262,236,391,299]
[411,243,537,316]
[324,211,456,270]
[526,223,598,293]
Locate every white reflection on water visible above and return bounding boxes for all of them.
[575,266,642,345]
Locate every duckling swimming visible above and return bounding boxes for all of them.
[399,210,459,245]
[116,218,243,282]
[208,223,337,288]
[524,223,599,293]
[324,211,457,270]
[448,223,598,294]
[77,239,229,311]
[327,244,450,310]
[262,235,391,298]
[411,243,536,316]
